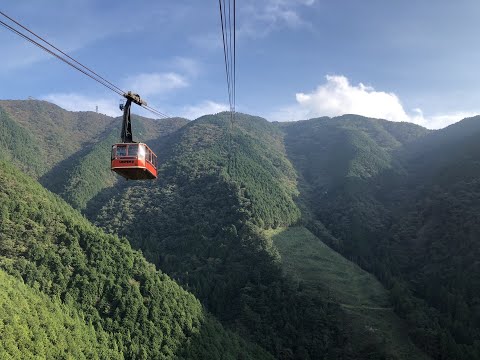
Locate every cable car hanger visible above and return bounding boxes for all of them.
[120,91,146,143]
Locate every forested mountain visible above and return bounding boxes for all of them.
[91,113,357,359]
[2,100,480,359]
[0,102,270,359]
[0,160,272,359]
[282,115,480,359]
[0,100,115,177]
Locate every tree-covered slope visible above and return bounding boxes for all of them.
[279,115,428,187]
[381,117,480,359]
[0,159,272,360]
[92,113,386,359]
[280,115,429,259]
[0,269,123,359]
[0,100,115,177]
[0,100,188,210]
[40,116,188,211]
[282,115,480,359]
[266,227,429,360]
[153,112,300,227]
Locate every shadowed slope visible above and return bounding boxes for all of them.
[266,227,429,360]
[282,115,480,359]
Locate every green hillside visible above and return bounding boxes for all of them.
[0,269,123,359]
[92,113,361,359]
[0,159,272,359]
[266,226,429,360]
[0,100,115,177]
[0,105,50,177]
[0,100,188,210]
[4,99,480,359]
[280,115,429,260]
[282,116,480,359]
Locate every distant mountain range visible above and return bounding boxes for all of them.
[1,99,480,359]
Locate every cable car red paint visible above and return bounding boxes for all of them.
[111,143,158,180]
[111,91,158,180]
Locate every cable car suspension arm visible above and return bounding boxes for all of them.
[120,91,146,143]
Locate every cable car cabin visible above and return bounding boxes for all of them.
[111,143,158,180]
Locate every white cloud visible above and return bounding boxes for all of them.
[410,109,478,129]
[171,57,201,77]
[124,72,188,97]
[179,100,229,120]
[239,0,315,38]
[269,75,479,129]
[40,93,120,117]
[40,93,227,121]
[295,75,411,122]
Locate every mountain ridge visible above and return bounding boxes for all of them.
[3,99,480,359]
[282,114,480,359]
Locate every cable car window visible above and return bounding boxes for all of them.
[128,144,138,157]
[138,145,146,158]
[146,150,151,163]
[116,146,127,157]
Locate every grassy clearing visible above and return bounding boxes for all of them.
[265,226,430,360]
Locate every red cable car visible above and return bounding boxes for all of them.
[111,91,158,180]
[111,143,157,180]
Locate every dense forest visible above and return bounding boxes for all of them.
[2,100,480,359]
[281,115,480,359]
[0,102,271,359]
[91,113,358,359]
[0,269,123,359]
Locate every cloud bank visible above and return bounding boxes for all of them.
[239,0,315,38]
[41,93,228,121]
[271,75,478,129]
[124,72,188,97]
[179,101,229,120]
[41,93,119,117]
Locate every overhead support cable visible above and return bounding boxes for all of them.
[0,10,125,95]
[218,0,236,175]
[218,0,236,115]
[0,11,169,119]
[0,19,124,96]
[219,0,233,111]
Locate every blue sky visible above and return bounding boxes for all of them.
[1,0,480,128]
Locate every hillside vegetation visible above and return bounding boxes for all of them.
[0,159,272,359]
[93,113,362,359]
[282,115,480,359]
[0,100,188,209]
[4,100,480,359]
[0,100,115,177]
[266,226,429,360]
[0,269,123,359]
